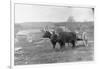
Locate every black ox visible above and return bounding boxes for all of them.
[43,30,77,49]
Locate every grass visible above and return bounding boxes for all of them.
[14,39,94,65]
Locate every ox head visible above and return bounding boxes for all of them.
[42,27,52,38]
[42,27,58,40]
[43,31,52,38]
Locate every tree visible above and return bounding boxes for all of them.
[67,16,75,22]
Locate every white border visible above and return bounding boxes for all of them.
[10,0,14,68]
[11,0,95,69]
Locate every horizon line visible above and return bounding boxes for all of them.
[15,21,94,24]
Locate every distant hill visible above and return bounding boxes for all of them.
[15,21,94,31]
[15,22,55,29]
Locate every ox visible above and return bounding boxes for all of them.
[43,30,77,49]
[43,29,88,49]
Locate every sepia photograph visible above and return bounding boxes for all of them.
[14,3,94,65]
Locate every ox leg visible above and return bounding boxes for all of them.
[71,40,76,48]
[68,43,70,47]
[53,43,56,49]
[59,41,65,49]
[51,41,56,49]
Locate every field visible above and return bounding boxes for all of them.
[14,22,94,65]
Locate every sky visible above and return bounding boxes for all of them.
[15,4,94,23]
